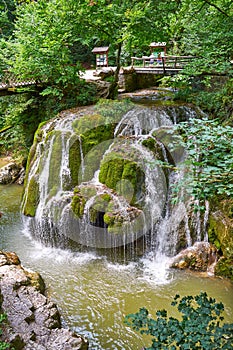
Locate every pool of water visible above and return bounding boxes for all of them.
[0,184,233,349]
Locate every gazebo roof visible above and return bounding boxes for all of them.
[92,46,109,54]
[149,42,166,48]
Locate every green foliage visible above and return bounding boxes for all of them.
[173,117,233,209]
[0,0,232,157]
[215,257,233,281]
[0,93,36,157]
[125,292,233,350]
[0,0,16,38]
[95,98,134,122]
[22,176,39,217]
[0,313,10,349]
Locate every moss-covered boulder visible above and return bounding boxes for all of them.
[98,138,146,207]
[100,158,145,206]
[21,100,174,249]
[69,99,134,186]
[22,176,40,217]
[70,181,144,236]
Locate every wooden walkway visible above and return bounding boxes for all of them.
[133,67,182,75]
[0,70,37,91]
[131,55,195,75]
[0,56,195,92]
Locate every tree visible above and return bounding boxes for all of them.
[125,292,233,350]
[174,117,233,209]
[11,0,84,97]
[9,0,183,99]
[0,0,16,38]
[75,0,181,97]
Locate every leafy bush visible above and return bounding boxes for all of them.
[125,292,233,350]
[172,117,233,210]
[0,313,10,349]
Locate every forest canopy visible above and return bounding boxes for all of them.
[0,0,232,155]
[0,0,232,79]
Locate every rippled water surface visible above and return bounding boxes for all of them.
[0,184,233,349]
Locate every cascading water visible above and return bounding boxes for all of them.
[22,102,205,265]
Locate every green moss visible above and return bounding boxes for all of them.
[208,212,233,256]
[103,212,124,233]
[23,176,40,217]
[101,193,112,202]
[71,185,103,218]
[99,157,124,190]
[208,227,221,250]
[33,121,47,143]
[72,113,105,134]
[208,200,233,280]
[82,124,115,154]
[69,135,82,187]
[71,189,86,218]
[81,139,113,182]
[71,111,119,184]
[47,185,59,202]
[99,157,145,206]
[88,193,112,224]
[23,122,49,189]
[79,186,97,198]
[142,137,156,153]
[95,98,134,122]
[103,212,115,226]
[47,130,63,197]
[215,257,233,281]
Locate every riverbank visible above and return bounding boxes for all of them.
[0,156,25,185]
[0,156,12,169]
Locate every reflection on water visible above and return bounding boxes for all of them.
[0,184,233,349]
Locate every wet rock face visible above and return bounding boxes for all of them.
[207,199,233,280]
[0,251,88,350]
[170,242,218,273]
[0,162,25,185]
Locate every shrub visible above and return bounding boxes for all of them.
[125,292,233,349]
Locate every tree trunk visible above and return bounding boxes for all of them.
[108,42,122,99]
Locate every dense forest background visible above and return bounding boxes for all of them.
[0,0,232,158]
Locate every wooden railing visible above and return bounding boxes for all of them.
[131,55,196,73]
[0,70,38,90]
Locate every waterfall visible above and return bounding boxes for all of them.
[22,102,204,262]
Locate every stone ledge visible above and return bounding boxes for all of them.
[0,251,88,350]
[0,161,25,185]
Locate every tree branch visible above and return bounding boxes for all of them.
[202,0,229,17]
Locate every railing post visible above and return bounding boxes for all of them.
[162,57,166,74]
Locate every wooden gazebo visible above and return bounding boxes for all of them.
[92,46,109,68]
[149,42,167,58]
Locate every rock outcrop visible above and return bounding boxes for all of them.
[0,162,25,185]
[0,251,88,350]
[170,242,218,275]
[208,199,233,281]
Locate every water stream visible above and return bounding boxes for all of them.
[1,102,233,349]
[0,184,233,350]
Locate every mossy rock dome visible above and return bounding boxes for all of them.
[99,139,146,207]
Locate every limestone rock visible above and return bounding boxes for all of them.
[170,242,218,273]
[0,251,88,350]
[0,161,23,184]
